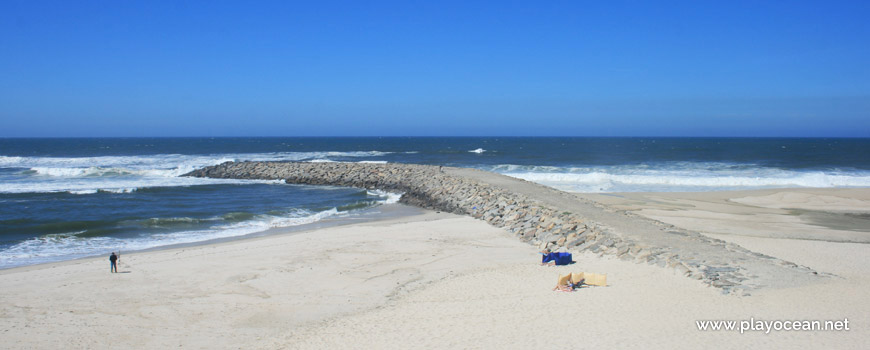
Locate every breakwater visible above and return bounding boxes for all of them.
[186,161,823,295]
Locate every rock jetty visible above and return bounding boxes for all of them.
[186,161,824,295]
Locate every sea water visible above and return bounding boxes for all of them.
[2,137,868,268]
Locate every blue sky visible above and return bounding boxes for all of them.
[1,1,868,137]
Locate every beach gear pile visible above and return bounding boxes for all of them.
[555,272,608,292]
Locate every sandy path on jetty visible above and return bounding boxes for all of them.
[580,188,870,275]
[581,188,870,244]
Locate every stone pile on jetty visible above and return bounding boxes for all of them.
[186,161,822,295]
[186,161,611,252]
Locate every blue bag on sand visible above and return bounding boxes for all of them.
[554,252,573,265]
[542,252,573,265]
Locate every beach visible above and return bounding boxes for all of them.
[2,187,868,349]
[4,0,869,346]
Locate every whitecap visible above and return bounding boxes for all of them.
[367,189,403,204]
[489,162,870,193]
[0,176,282,194]
[0,151,341,194]
[68,189,98,195]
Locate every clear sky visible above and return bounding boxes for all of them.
[1,0,868,137]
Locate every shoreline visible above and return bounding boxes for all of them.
[0,205,430,275]
[0,202,423,272]
[1,187,868,348]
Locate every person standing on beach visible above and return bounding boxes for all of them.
[109,252,118,273]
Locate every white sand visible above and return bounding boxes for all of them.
[2,190,869,349]
[281,252,868,350]
[1,210,531,349]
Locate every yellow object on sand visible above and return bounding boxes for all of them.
[571,272,585,285]
[583,272,607,287]
[558,272,607,287]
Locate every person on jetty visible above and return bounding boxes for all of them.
[109,252,119,273]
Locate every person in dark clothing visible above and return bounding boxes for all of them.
[109,252,118,273]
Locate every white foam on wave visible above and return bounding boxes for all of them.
[0,176,283,194]
[30,166,198,178]
[0,151,392,169]
[1,151,394,173]
[0,150,394,194]
[367,189,403,204]
[469,148,486,154]
[99,188,138,194]
[0,207,344,268]
[68,189,98,195]
[31,167,131,177]
[490,163,870,192]
[0,156,24,164]
[268,208,339,227]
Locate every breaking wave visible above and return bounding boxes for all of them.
[487,163,870,192]
[0,151,395,194]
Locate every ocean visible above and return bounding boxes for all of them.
[2,137,868,268]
